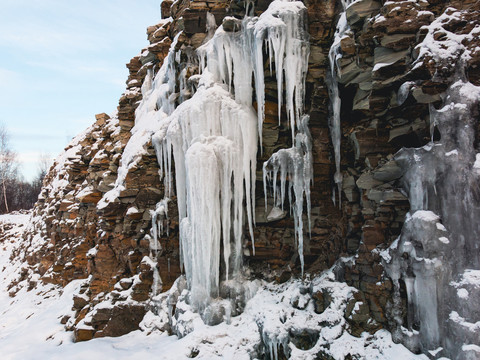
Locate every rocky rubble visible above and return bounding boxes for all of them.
[12,0,480,357]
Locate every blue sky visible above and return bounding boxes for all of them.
[0,0,162,180]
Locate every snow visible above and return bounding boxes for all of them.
[414,8,478,68]
[266,206,286,222]
[462,344,480,354]
[150,270,427,360]
[452,269,480,289]
[438,237,450,244]
[0,214,427,359]
[457,288,469,299]
[373,62,392,72]
[411,210,440,223]
[449,311,480,333]
[126,206,139,216]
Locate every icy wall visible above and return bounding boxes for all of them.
[382,7,480,357]
[385,78,480,352]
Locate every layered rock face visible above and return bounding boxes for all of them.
[17,0,480,358]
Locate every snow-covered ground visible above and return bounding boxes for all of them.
[0,213,430,359]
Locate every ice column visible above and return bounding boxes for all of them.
[189,0,309,296]
[263,115,312,275]
[326,1,357,206]
[163,85,257,310]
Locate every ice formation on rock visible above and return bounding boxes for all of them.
[380,6,480,357]
[150,198,169,252]
[263,115,312,275]
[166,87,258,310]
[198,0,309,142]
[0,214,429,359]
[384,77,480,356]
[326,0,357,206]
[256,1,312,278]
[144,269,426,359]
[117,0,313,312]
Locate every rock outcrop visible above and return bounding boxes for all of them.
[15,0,480,358]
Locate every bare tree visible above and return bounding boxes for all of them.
[0,125,51,213]
[0,125,17,213]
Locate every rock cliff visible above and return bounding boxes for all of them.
[13,0,480,358]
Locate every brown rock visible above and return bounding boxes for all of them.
[161,1,173,18]
[95,113,110,126]
[101,305,147,337]
[74,327,94,342]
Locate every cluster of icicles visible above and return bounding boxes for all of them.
[100,0,312,311]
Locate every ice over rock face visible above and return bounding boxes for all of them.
[198,0,309,141]
[379,5,480,357]
[326,1,353,206]
[119,0,313,314]
[384,77,480,357]
[324,0,360,208]
[263,115,313,275]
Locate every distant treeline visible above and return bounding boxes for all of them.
[0,174,45,214]
[0,124,49,214]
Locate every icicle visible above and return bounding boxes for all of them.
[199,0,309,146]
[150,198,170,253]
[263,115,312,275]
[253,1,309,140]
[184,140,223,310]
[155,84,258,310]
[326,2,355,208]
[152,265,162,297]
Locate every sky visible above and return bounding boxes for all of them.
[0,0,162,181]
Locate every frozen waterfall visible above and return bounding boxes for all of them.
[120,0,313,313]
[263,115,313,275]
